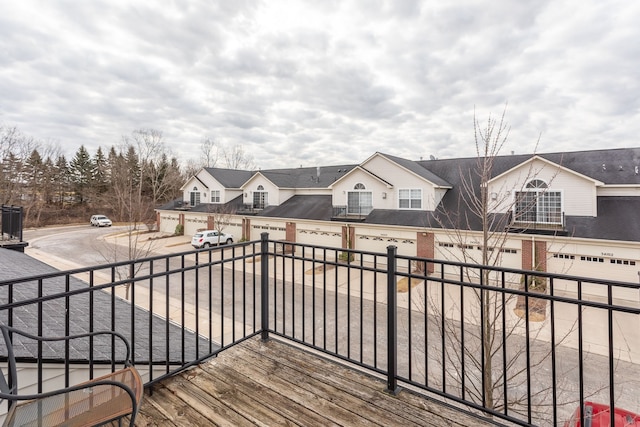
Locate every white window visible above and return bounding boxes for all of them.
[347,183,372,215]
[211,190,221,203]
[399,189,422,209]
[253,185,268,209]
[514,179,562,224]
[190,186,201,206]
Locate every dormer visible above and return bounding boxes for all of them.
[487,156,604,229]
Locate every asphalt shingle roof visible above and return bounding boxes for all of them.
[259,165,357,188]
[260,195,333,220]
[0,249,211,363]
[204,168,254,188]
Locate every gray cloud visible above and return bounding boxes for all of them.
[1,0,639,170]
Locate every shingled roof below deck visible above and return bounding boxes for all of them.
[259,195,333,220]
[0,248,213,363]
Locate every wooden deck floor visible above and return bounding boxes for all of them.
[132,337,493,426]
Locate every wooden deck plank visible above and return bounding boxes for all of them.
[225,341,420,426]
[207,346,379,426]
[161,371,263,426]
[136,336,493,427]
[183,363,305,426]
[242,338,491,427]
[198,360,344,426]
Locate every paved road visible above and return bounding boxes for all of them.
[24,224,132,268]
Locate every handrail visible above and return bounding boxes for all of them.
[0,235,638,426]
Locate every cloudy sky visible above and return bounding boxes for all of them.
[1,1,639,169]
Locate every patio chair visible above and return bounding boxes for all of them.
[0,325,143,427]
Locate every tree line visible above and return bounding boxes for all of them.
[1,126,212,227]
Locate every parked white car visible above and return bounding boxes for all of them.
[191,230,234,248]
[90,215,112,227]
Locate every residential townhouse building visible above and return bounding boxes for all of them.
[156,147,640,298]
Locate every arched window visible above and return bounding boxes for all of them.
[347,183,372,215]
[515,179,562,224]
[526,179,547,189]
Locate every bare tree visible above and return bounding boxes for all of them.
[200,137,220,168]
[413,106,584,423]
[222,144,255,170]
[101,130,183,298]
[0,126,39,206]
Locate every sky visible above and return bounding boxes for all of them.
[1,1,639,170]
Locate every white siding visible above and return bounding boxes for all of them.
[332,169,392,210]
[243,175,280,207]
[489,158,598,217]
[362,155,439,210]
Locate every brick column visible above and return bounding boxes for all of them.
[283,222,297,254]
[242,218,251,241]
[207,215,215,230]
[416,232,435,273]
[535,240,547,271]
[521,239,547,271]
[286,222,296,242]
[342,225,355,249]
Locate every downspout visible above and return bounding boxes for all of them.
[531,235,535,270]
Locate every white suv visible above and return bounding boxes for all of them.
[90,215,112,227]
[191,230,234,248]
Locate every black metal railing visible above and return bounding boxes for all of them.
[1,233,639,426]
[332,205,373,219]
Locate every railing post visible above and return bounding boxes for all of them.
[261,232,270,341]
[386,245,399,394]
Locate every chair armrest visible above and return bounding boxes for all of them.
[0,325,132,364]
[0,377,138,407]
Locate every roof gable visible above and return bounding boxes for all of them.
[329,165,393,189]
[180,174,209,191]
[363,152,452,188]
[488,155,604,186]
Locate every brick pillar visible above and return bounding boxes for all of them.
[535,240,547,271]
[522,239,547,271]
[207,215,215,230]
[286,222,296,242]
[179,213,185,228]
[416,232,435,273]
[242,218,251,241]
[521,239,533,270]
[156,211,160,231]
[342,225,355,249]
[283,222,296,254]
